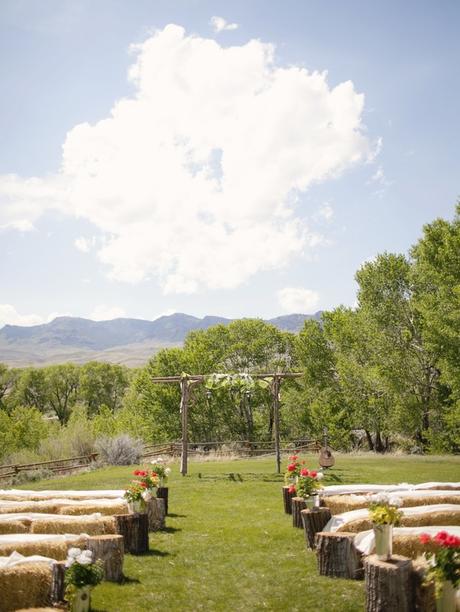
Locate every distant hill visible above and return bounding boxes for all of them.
[0,312,322,367]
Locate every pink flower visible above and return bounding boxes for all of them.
[419,533,431,545]
[309,470,317,478]
[287,464,296,472]
[300,468,309,477]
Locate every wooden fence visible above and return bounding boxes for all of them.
[0,439,321,483]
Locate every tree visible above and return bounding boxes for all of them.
[10,368,49,413]
[80,362,129,415]
[45,364,80,424]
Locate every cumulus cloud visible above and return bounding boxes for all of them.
[210,16,239,33]
[0,24,373,293]
[278,287,320,313]
[89,305,126,321]
[0,304,44,328]
[74,236,96,253]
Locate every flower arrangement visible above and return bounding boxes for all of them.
[295,468,323,499]
[368,493,403,525]
[150,457,172,487]
[64,547,104,609]
[284,455,303,485]
[419,531,460,592]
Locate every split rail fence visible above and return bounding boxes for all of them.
[0,438,320,484]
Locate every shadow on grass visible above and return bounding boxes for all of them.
[140,548,172,557]
[161,526,182,534]
[121,575,141,584]
[167,513,187,518]
[196,472,284,483]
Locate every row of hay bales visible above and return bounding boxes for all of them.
[0,490,143,611]
[296,481,460,609]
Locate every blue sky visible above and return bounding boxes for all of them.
[0,0,458,326]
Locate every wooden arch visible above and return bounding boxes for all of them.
[150,372,302,475]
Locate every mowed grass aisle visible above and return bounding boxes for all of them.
[21,454,460,611]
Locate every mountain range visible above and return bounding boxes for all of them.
[0,312,321,368]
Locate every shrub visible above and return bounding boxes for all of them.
[12,468,54,485]
[95,434,143,465]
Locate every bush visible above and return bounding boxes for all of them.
[95,434,143,465]
[12,468,54,484]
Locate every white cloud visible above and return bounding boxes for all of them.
[74,236,95,253]
[89,305,126,321]
[210,16,239,33]
[277,287,320,313]
[0,304,44,328]
[0,24,373,293]
[316,202,334,222]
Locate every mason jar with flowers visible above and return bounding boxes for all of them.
[284,455,303,488]
[64,547,104,612]
[124,470,159,513]
[368,493,403,561]
[150,459,171,488]
[295,468,323,508]
[418,531,460,612]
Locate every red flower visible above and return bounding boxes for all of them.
[419,533,431,545]
[140,481,148,488]
[300,468,309,477]
[133,470,141,476]
[310,470,317,478]
[290,455,298,461]
[152,472,158,477]
[288,485,296,494]
[287,464,296,472]
[445,535,460,548]
[434,531,449,544]
[139,470,147,477]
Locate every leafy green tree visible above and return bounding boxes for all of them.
[80,362,129,415]
[45,364,80,424]
[10,368,49,413]
[0,364,19,412]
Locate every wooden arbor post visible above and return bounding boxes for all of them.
[180,375,191,476]
[272,375,281,474]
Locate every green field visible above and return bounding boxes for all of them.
[21,453,460,611]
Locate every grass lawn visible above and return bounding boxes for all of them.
[20,453,460,611]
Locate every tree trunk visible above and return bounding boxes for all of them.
[364,554,413,612]
[50,560,66,603]
[86,534,124,582]
[292,497,306,528]
[146,497,165,531]
[315,531,363,579]
[365,429,374,451]
[157,487,169,516]
[301,508,331,549]
[374,430,385,453]
[282,486,295,514]
[114,513,149,554]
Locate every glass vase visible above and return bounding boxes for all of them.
[304,494,319,509]
[373,523,393,561]
[71,585,91,612]
[128,499,146,513]
[436,580,456,612]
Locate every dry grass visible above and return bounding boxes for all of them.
[0,520,30,534]
[56,502,127,516]
[0,562,52,611]
[325,494,460,515]
[30,516,116,535]
[0,535,87,560]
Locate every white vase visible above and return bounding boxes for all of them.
[71,585,91,612]
[436,580,456,612]
[128,499,146,513]
[373,523,393,561]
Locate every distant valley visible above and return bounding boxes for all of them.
[0,312,321,367]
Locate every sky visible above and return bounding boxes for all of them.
[0,0,459,326]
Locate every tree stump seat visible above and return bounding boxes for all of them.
[114,513,149,554]
[315,531,363,580]
[301,507,332,549]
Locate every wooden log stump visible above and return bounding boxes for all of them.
[315,531,363,580]
[292,497,306,528]
[412,558,436,612]
[364,554,413,612]
[301,508,332,549]
[50,560,66,604]
[114,513,149,555]
[157,487,169,515]
[282,486,295,514]
[147,497,165,531]
[86,534,124,582]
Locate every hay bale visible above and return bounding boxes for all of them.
[0,536,87,560]
[0,520,30,534]
[0,502,60,515]
[0,562,52,611]
[30,516,116,536]
[57,502,127,516]
[338,510,460,533]
[324,493,460,515]
[392,536,441,559]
